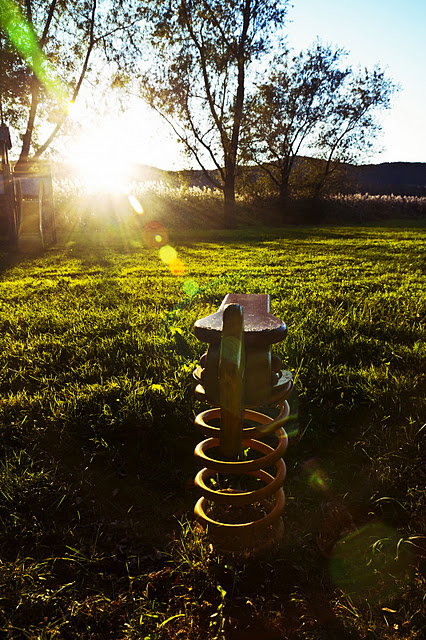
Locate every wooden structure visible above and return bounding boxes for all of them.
[14,163,57,251]
[192,294,293,555]
[0,124,18,247]
[0,124,56,251]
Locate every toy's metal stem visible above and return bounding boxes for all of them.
[218,304,244,458]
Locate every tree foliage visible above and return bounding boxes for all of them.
[313,66,396,194]
[241,42,396,200]
[0,3,31,128]
[0,0,144,164]
[138,0,289,227]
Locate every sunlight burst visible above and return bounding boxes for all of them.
[69,128,132,194]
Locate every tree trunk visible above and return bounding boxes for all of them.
[219,0,249,230]
[278,162,292,204]
[16,76,39,169]
[15,0,96,168]
[278,169,292,224]
[223,183,236,229]
[223,161,236,228]
[279,181,290,204]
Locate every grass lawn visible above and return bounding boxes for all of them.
[0,218,425,639]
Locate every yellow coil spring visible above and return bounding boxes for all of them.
[194,401,289,536]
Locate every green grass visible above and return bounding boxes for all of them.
[0,217,425,639]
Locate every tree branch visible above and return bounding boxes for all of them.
[200,0,235,56]
[181,0,227,148]
[40,0,58,49]
[93,18,142,45]
[151,101,222,189]
[33,0,97,160]
[254,157,280,188]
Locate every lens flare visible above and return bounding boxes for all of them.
[169,257,185,276]
[183,278,199,296]
[143,222,168,248]
[128,195,143,214]
[141,221,191,284]
[159,245,178,265]
[286,422,300,439]
[329,522,413,598]
[309,470,327,490]
[0,0,67,102]
[301,458,330,491]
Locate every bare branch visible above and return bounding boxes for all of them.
[34,0,97,160]
[181,0,227,146]
[93,18,142,45]
[40,0,58,49]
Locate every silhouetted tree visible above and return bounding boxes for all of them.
[0,0,143,167]
[138,0,289,227]
[0,5,31,128]
[313,66,395,195]
[241,42,396,203]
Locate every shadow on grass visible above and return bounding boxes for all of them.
[0,247,31,277]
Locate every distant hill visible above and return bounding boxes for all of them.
[354,162,426,196]
[53,160,426,197]
[161,161,426,196]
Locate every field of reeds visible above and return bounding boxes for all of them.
[53,176,426,230]
[0,195,425,638]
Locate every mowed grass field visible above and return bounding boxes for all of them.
[0,220,425,639]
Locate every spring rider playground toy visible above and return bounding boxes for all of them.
[192,294,293,554]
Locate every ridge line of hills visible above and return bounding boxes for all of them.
[55,159,426,197]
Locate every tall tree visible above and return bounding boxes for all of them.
[0,5,31,128]
[241,43,396,203]
[313,66,395,196]
[0,0,144,167]
[138,0,288,227]
[240,43,351,202]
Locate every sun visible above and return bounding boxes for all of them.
[65,94,184,184]
[68,126,133,194]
